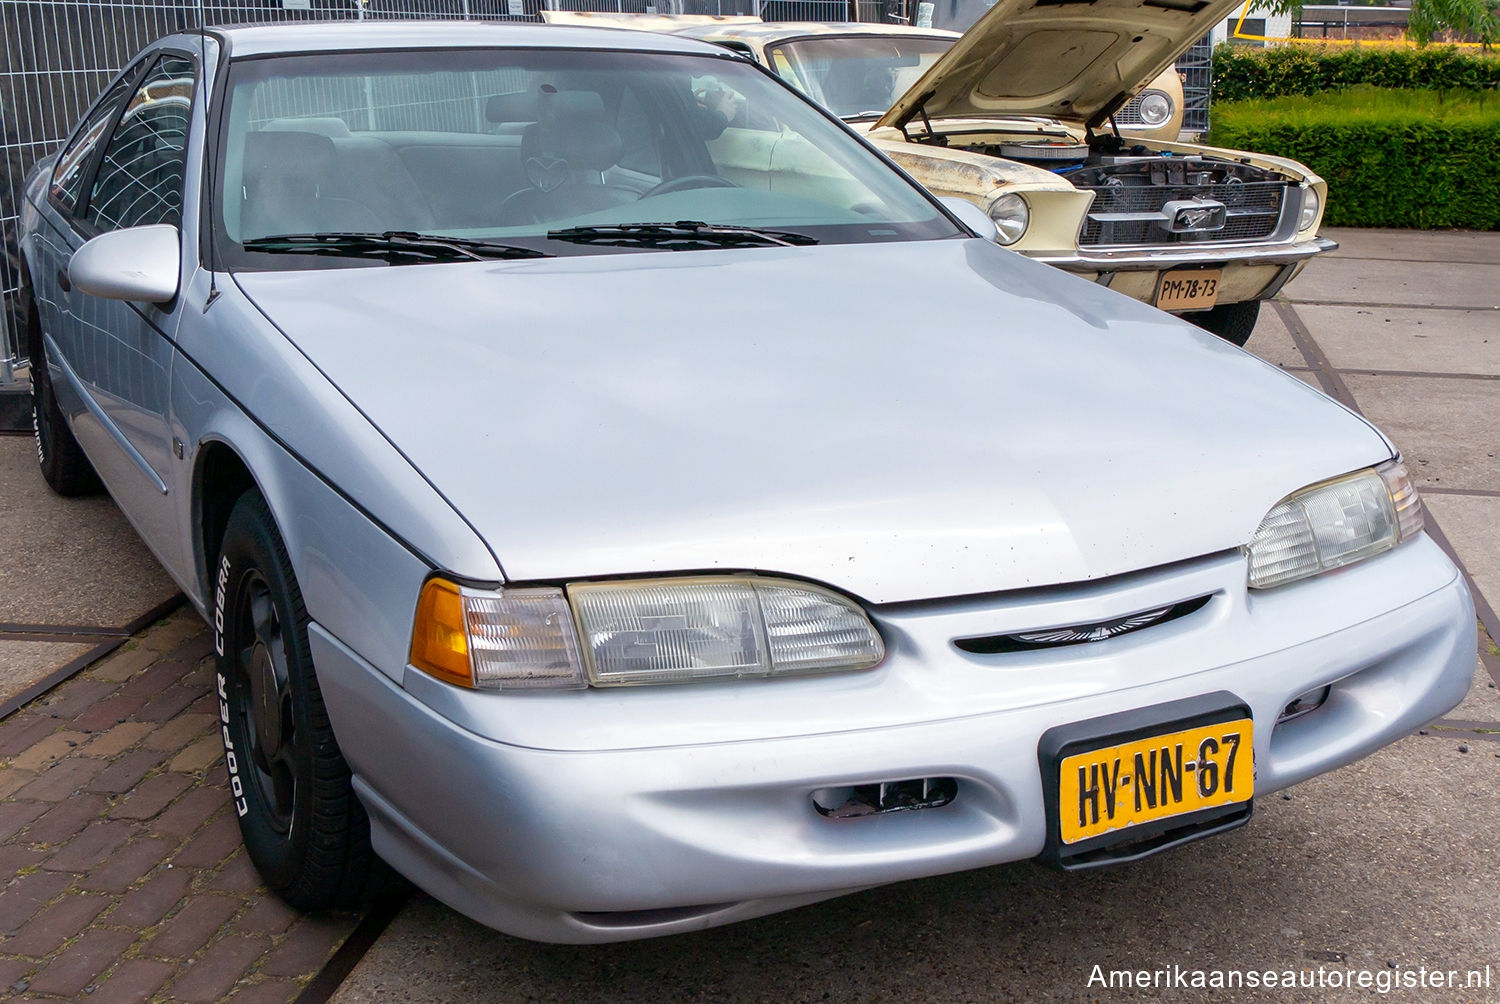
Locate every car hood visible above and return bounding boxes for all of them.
[877,0,1242,131]
[234,240,1388,603]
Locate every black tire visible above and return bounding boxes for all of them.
[26,290,100,496]
[1188,299,1260,348]
[214,489,378,910]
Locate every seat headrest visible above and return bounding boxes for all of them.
[263,116,352,137]
[519,88,621,175]
[486,90,538,125]
[242,130,338,195]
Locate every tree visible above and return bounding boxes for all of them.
[1407,0,1500,45]
[1255,0,1500,46]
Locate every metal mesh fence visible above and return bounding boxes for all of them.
[1178,33,1212,135]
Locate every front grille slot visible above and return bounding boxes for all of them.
[954,595,1211,655]
[813,777,958,819]
[1079,180,1286,247]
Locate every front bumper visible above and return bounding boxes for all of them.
[1031,236,1338,272]
[1029,237,1338,309]
[315,535,1473,944]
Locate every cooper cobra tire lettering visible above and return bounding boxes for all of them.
[217,610,249,817]
[213,553,230,657]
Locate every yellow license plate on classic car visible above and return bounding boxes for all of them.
[1057,718,1252,845]
[1155,269,1223,311]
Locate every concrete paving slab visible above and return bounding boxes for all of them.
[1339,374,1500,493]
[1426,494,1500,630]
[1323,227,1500,266]
[1289,304,1500,376]
[1283,258,1500,310]
[1244,301,1306,373]
[0,436,178,629]
[1447,660,1500,726]
[331,724,1500,1004]
[0,640,96,709]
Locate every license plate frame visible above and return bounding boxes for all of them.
[1039,692,1254,870]
[1155,267,1223,311]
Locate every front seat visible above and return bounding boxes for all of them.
[240,130,381,239]
[497,89,639,226]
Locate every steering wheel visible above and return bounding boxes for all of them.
[643,174,736,197]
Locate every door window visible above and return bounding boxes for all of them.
[49,68,140,215]
[86,54,196,231]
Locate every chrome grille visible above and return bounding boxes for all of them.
[1079,180,1286,248]
[1113,93,1148,127]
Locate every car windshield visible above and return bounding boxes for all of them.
[769,36,953,121]
[215,46,958,266]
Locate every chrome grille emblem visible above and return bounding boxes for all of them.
[1012,606,1176,645]
[1162,198,1227,233]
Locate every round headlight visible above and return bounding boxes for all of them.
[1137,90,1173,126]
[988,193,1030,246]
[1298,186,1321,231]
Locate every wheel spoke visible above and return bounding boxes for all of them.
[250,588,278,651]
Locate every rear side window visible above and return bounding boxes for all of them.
[49,70,138,215]
[86,54,196,232]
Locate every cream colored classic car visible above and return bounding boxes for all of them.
[548,8,1332,346]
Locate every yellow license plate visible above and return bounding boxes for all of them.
[1156,268,1222,311]
[1058,718,1253,845]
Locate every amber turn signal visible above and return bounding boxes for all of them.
[409,577,472,687]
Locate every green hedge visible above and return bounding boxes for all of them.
[1208,87,1500,228]
[1212,43,1500,102]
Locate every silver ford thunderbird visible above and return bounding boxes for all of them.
[17,21,1474,943]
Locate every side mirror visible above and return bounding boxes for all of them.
[938,197,999,243]
[69,224,180,304]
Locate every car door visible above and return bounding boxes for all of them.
[49,51,197,577]
[30,62,145,363]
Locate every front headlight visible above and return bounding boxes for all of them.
[1298,186,1321,231]
[410,574,885,689]
[1245,459,1424,589]
[987,192,1030,246]
[1137,90,1173,126]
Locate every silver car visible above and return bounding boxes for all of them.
[18,21,1474,943]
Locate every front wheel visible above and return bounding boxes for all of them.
[214,489,378,909]
[1188,299,1260,348]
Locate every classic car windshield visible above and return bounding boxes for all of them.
[215,47,957,265]
[769,36,953,121]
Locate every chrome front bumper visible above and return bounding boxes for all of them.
[1030,236,1338,272]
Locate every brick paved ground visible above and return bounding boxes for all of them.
[0,610,359,1003]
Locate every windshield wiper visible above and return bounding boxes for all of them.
[546,221,818,249]
[242,231,552,262]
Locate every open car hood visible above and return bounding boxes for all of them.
[877,0,1243,131]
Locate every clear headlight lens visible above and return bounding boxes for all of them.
[1245,460,1424,589]
[410,575,884,689]
[988,193,1030,246]
[1137,90,1173,126]
[570,577,884,686]
[1299,186,1321,231]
